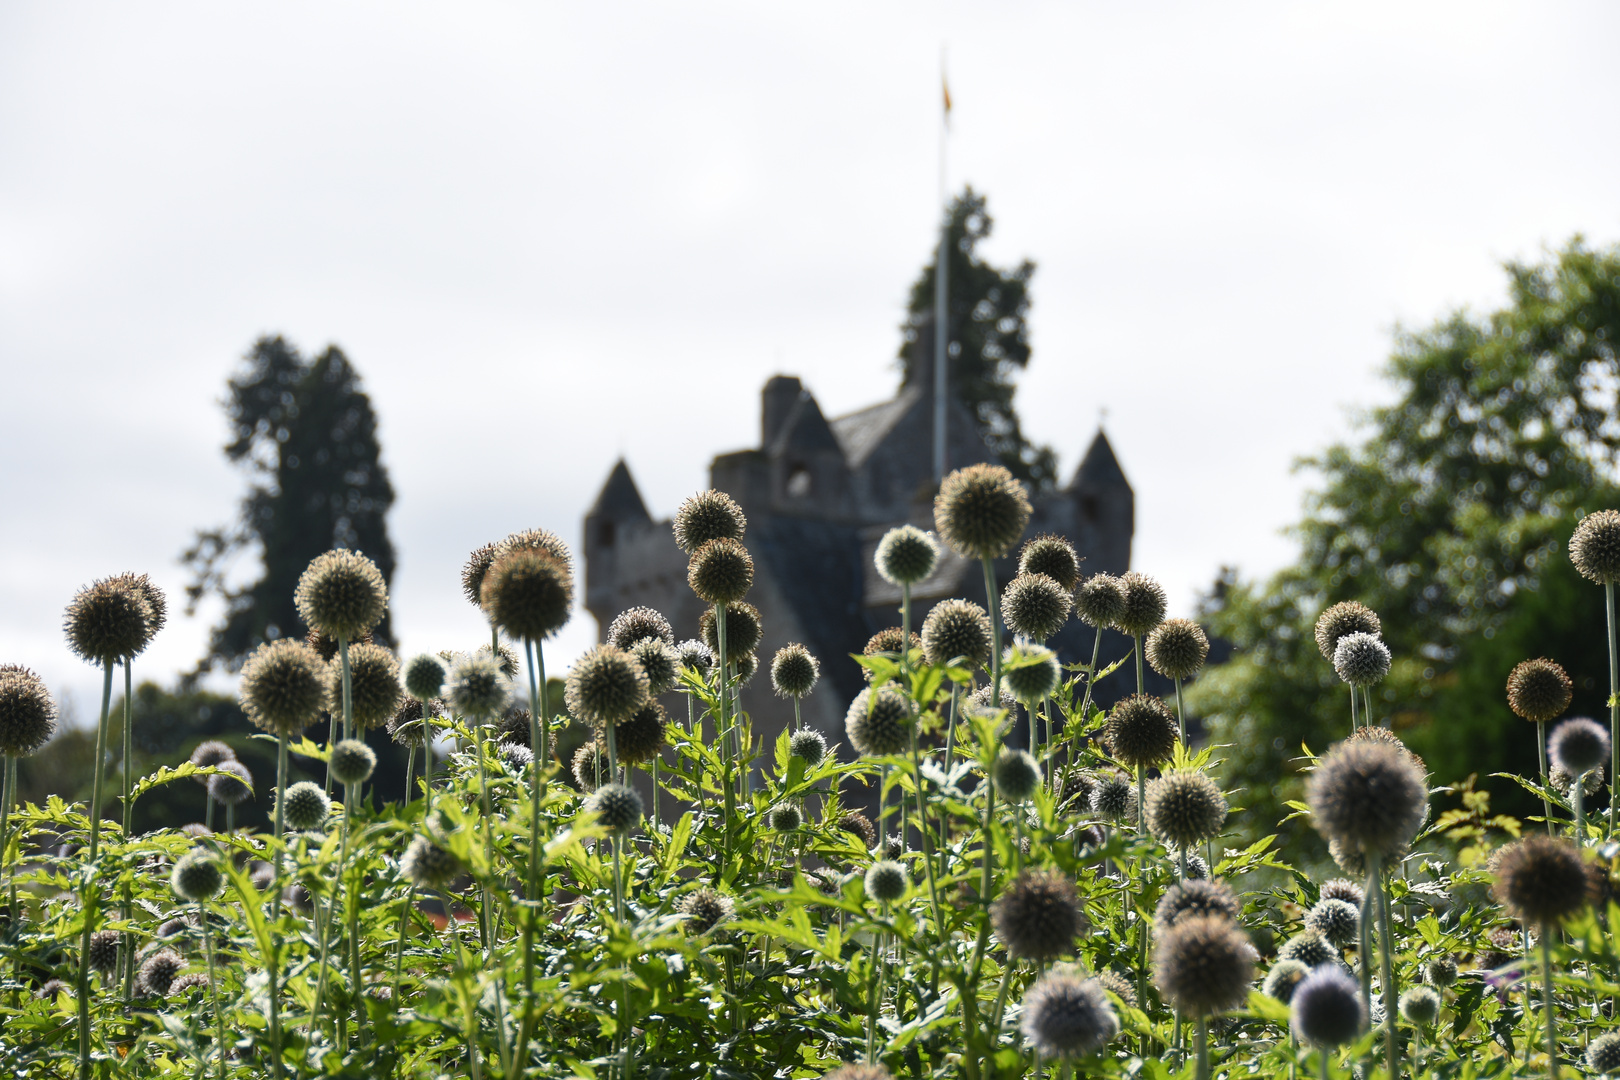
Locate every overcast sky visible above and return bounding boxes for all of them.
[4,2,1619,724]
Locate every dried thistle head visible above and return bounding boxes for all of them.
[1104,695,1178,769]
[875,525,940,587]
[1001,573,1072,641]
[1289,966,1364,1047]
[612,702,668,766]
[0,667,57,758]
[1332,632,1390,687]
[700,603,763,663]
[324,642,401,730]
[1001,643,1062,704]
[1114,571,1167,638]
[481,548,573,642]
[64,574,155,663]
[446,652,514,721]
[606,606,675,650]
[1570,509,1620,584]
[629,638,679,696]
[1018,972,1119,1059]
[1314,601,1380,662]
[1145,618,1210,681]
[1507,658,1574,724]
[921,598,992,668]
[1144,770,1228,850]
[1493,834,1591,927]
[1548,716,1610,778]
[1074,573,1126,629]
[294,549,387,642]
[991,869,1089,961]
[1152,914,1255,1018]
[1019,535,1082,593]
[1306,739,1427,860]
[1153,878,1240,932]
[771,643,820,699]
[933,463,1031,560]
[239,640,327,737]
[673,490,746,554]
[845,686,915,757]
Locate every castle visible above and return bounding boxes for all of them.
[583,339,1139,763]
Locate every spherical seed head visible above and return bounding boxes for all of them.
[445,652,514,721]
[933,463,1031,560]
[675,639,713,675]
[1154,878,1241,932]
[36,978,70,999]
[821,1067,893,1080]
[1589,1032,1620,1075]
[137,949,184,997]
[1314,601,1381,661]
[324,642,401,730]
[239,640,328,736]
[921,598,992,668]
[1019,535,1082,593]
[993,749,1042,802]
[1019,973,1119,1060]
[673,489,747,554]
[171,848,225,902]
[329,739,377,786]
[1424,953,1458,988]
[1345,723,1428,775]
[1104,694,1178,769]
[110,571,167,643]
[861,627,920,682]
[1002,644,1062,704]
[400,834,462,889]
[571,741,611,791]
[875,524,940,587]
[1493,834,1591,926]
[1290,966,1365,1047]
[1278,931,1338,969]
[1145,771,1228,850]
[307,627,373,663]
[1306,739,1427,859]
[864,860,908,904]
[1398,985,1440,1026]
[1182,853,1211,880]
[187,739,236,787]
[845,686,915,757]
[836,811,877,850]
[613,702,668,766]
[387,698,430,748]
[699,602,764,663]
[1152,913,1255,1018]
[1074,573,1127,629]
[564,645,649,729]
[1263,959,1310,1004]
[282,781,331,832]
[481,549,573,642]
[462,543,499,608]
[0,667,57,757]
[1146,619,1211,681]
[496,527,573,571]
[789,729,827,765]
[64,574,154,662]
[1115,571,1167,638]
[1332,632,1391,687]
[587,782,643,835]
[771,643,820,699]
[1549,716,1610,777]
[606,606,675,651]
[1002,573,1073,641]
[499,742,534,773]
[294,549,387,642]
[770,803,802,832]
[628,638,679,696]
[1571,509,1620,584]
[679,887,735,934]
[1305,899,1360,948]
[1094,969,1138,1009]
[1091,771,1136,822]
[1319,878,1364,907]
[88,929,120,972]
[992,869,1089,961]
[207,759,253,806]
[1506,658,1574,724]
[170,973,210,996]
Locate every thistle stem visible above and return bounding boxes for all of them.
[1358,857,1378,1039]
[475,724,494,954]
[391,884,416,999]
[1196,1018,1210,1080]
[1542,922,1559,1080]
[76,656,114,1080]
[1378,862,1398,1080]
[1608,582,1618,838]
[717,602,732,877]
[201,901,225,1080]
[1133,635,1143,696]
[1538,722,1554,835]
[268,732,287,1080]
[404,744,415,806]
[1349,683,1358,732]
[1174,676,1186,746]
[1576,774,1588,845]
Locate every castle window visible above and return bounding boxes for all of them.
[597,520,616,547]
[786,465,812,498]
[1081,495,1099,521]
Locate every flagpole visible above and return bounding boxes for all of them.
[932,51,950,485]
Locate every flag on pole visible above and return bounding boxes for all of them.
[942,74,952,123]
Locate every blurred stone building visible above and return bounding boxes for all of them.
[583,343,1139,769]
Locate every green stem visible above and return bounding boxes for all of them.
[268,733,286,1080]
[76,657,114,1080]
[121,657,133,836]
[1174,677,1186,746]
[404,744,415,806]
[1196,1018,1210,1080]
[1378,863,1398,1080]
[475,724,494,954]
[717,603,731,878]
[391,885,416,998]
[990,958,1015,1039]
[1358,857,1378,1043]
[201,901,225,1080]
[1321,1047,1331,1080]
[1349,682,1358,732]
[1542,923,1559,1080]
[911,727,944,945]
[1538,721,1554,835]
[1134,635,1143,696]
[1608,582,1617,838]
[1576,775,1587,845]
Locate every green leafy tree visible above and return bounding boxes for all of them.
[1188,239,1620,859]
[183,336,397,674]
[900,187,1059,489]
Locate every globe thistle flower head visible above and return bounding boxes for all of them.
[1278,931,1338,969]
[629,637,679,695]
[571,741,612,792]
[481,548,573,642]
[1549,716,1609,777]
[1551,762,1605,797]
[564,645,649,729]
[789,729,827,765]
[171,848,225,902]
[1263,959,1310,1004]
[0,667,57,757]
[1104,694,1178,769]
[734,651,760,684]
[1154,878,1240,932]
[933,463,1031,559]
[1095,969,1138,1009]
[1146,618,1211,681]
[1345,723,1427,775]
[325,642,402,730]
[673,489,746,553]
[845,686,915,757]
[612,701,668,766]
[1570,509,1620,584]
[769,803,802,832]
[36,979,70,1000]
[64,574,155,662]
[1019,535,1082,593]
[1182,853,1211,880]
[992,869,1089,961]
[1019,973,1119,1059]
[1002,643,1062,704]
[875,524,940,587]
[170,973,210,996]
[836,810,877,850]
[282,781,331,832]
[387,698,432,748]
[587,782,643,835]
[1290,966,1365,1047]
[864,626,919,660]
[1424,953,1458,988]
[688,538,753,605]
[1152,913,1255,1018]
[1144,770,1228,850]
[444,650,517,723]
[920,598,992,668]
[187,739,235,786]
[1399,985,1440,1026]
[1332,632,1391,687]
[87,929,120,973]
[394,655,444,707]
[864,860,908,904]
[1503,659,1573,727]
[294,549,387,642]
[771,643,820,699]
[1074,573,1126,629]
[400,835,462,889]
[1115,571,1168,638]
[675,639,713,676]
[137,949,185,998]
[461,543,499,608]
[1001,573,1072,641]
[993,748,1041,802]
[495,527,573,572]
[1493,834,1590,926]
[607,606,675,650]
[498,742,534,773]
[1090,770,1136,822]
[239,640,328,736]
[1305,739,1427,859]
[1314,601,1381,661]
[1319,878,1364,908]
[1589,1032,1620,1076]
[1305,898,1360,948]
[679,887,734,934]
[700,602,764,662]
[207,759,253,807]
[330,739,377,786]
[111,571,167,643]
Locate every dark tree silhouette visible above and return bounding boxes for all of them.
[183,336,396,675]
[899,187,1059,489]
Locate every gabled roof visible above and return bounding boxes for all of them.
[588,459,651,522]
[1071,429,1129,494]
[829,385,924,468]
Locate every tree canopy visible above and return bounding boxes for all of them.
[1187,239,1620,858]
[899,187,1059,489]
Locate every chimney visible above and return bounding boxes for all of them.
[761,375,803,448]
